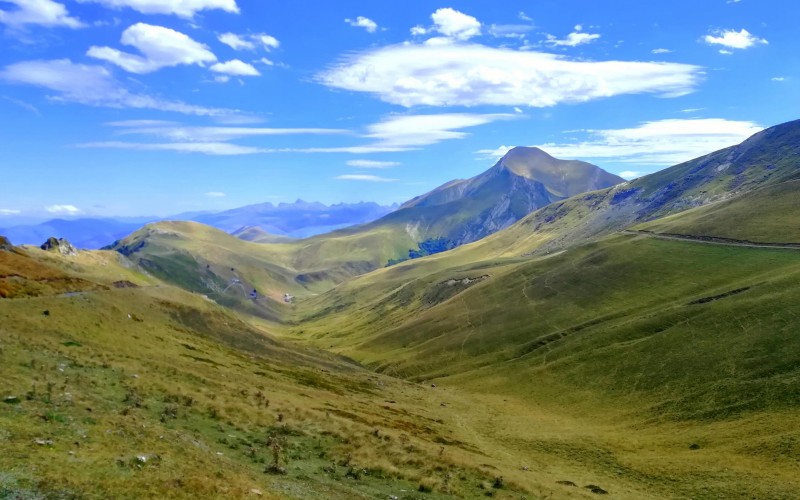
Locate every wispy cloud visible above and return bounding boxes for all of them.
[335,174,397,182]
[0,209,22,216]
[1,95,40,115]
[210,59,260,76]
[477,118,762,165]
[346,160,400,169]
[46,204,81,215]
[204,191,226,197]
[76,0,239,18]
[218,32,279,51]
[318,43,702,108]
[0,0,85,28]
[345,16,378,33]
[77,141,267,155]
[84,113,510,156]
[87,23,217,74]
[1,58,240,116]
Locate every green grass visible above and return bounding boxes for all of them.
[0,246,535,499]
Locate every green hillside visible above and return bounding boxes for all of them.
[0,241,540,499]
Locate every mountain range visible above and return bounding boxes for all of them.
[3,118,800,499]
[0,200,398,249]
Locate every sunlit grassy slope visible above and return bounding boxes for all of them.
[636,179,800,242]
[287,170,800,498]
[1,244,547,499]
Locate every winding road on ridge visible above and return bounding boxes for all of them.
[622,230,800,251]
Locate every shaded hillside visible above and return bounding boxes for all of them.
[374,147,623,254]
[455,118,800,259]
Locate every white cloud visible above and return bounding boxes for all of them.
[364,113,515,149]
[76,0,238,18]
[430,8,481,40]
[88,23,217,74]
[257,57,274,66]
[46,204,81,215]
[78,141,266,155]
[210,59,260,76]
[345,16,378,33]
[772,76,786,82]
[335,174,397,182]
[204,191,226,197]
[0,209,21,216]
[652,48,672,54]
[346,160,400,169]
[410,25,427,36]
[680,108,705,113]
[318,43,702,108]
[546,31,601,47]
[107,121,348,141]
[218,32,279,51]
[218,32,253,50]
[0,0,84,28]
[719,49,733,55]
[518,11,532,22]
[478,118,763,166]
[618,171,644,180]
[1,58,237,116]
[488,24,532,39]
[704,28,767,50]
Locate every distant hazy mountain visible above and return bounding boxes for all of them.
[0,201,396,250]
[191,200,398,238]
[0,218,154,249]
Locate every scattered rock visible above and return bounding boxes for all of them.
[112,280,139,289]
[431,384,437,388]
[43,310,50,316]
[249,488,263,496]
[689,443,701,450]
[40,237,78,256]
[556,480,576,486]
[520,466,529,471]
[33,438,54,446]
[584,484,608,495]
[3,396,20,404]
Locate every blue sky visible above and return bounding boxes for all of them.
[0,0,797,220]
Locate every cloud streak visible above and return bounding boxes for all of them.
[0,58,239,116]
[478,118,762,166]
[318,43,702,108]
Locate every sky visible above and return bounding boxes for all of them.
[0,0,797,220]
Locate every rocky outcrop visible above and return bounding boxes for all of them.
[0,236,13,252]
[40,237,78,256]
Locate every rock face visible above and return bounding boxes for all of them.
[0,236,12,251]
[40,237,78,256]
[387,147,625,248]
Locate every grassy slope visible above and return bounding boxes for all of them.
[0,246,538,499]
[287,171,800,498]
[636,179,800,242]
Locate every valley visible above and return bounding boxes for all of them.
[3,120,800,499]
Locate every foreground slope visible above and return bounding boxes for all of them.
[0,239,542,499]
